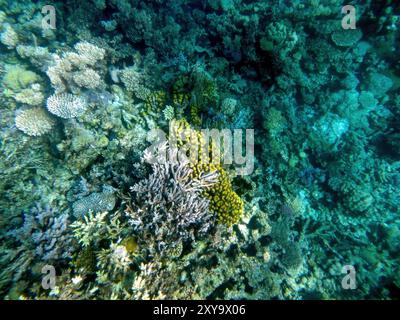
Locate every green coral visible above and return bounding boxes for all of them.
[2,65,39,92]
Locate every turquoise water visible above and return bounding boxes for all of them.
[0,0,399,299]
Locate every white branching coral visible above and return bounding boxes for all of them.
[15,107,55,136]
[46,41,106,93]
[127,142,219,257]
[46,93,87,119]
[71,211,126,247]
[96,241,133,276]
[71,211,108,247]
[0,23,18,49]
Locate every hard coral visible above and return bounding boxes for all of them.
[170,119,244,226]
[46,93,87,119]
[15,107,55,136]
[127,141,218,257]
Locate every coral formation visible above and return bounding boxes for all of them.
[15,107,55,136]
[46,93,87,119]
[170,119,244,226]
[127,142,218,257]
[46,41,106,94]
[0,0,399,301]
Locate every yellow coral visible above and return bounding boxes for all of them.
[172,92,190,108]
[189,104,202,127]
[122,236,139,255]
[145,90,167,114]
[170,119,244,226]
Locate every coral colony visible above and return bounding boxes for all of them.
[0,0,399,300]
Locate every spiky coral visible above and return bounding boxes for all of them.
[127,141,218,257]
[46,93,87,119]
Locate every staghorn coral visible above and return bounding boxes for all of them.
[127,141,219,257]
[46,93,87,119]
[15,107,55,136]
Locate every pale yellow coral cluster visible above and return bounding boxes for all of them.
[15,84,44,106]
[46,41,106,93]
[15,107,55,136]
[120,66,150,100]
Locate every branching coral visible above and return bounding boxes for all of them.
[46,41,106,94]
[127,141,218,257]
[0,203,75,293]
[46,93,87,119]
[0,23,18,49]
[9,204,74,262]
[15,107,55,136]
[71,211,108,247]
[120,66,150,100]
[14,84,44,106]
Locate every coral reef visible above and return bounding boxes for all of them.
[0,0,399,301]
